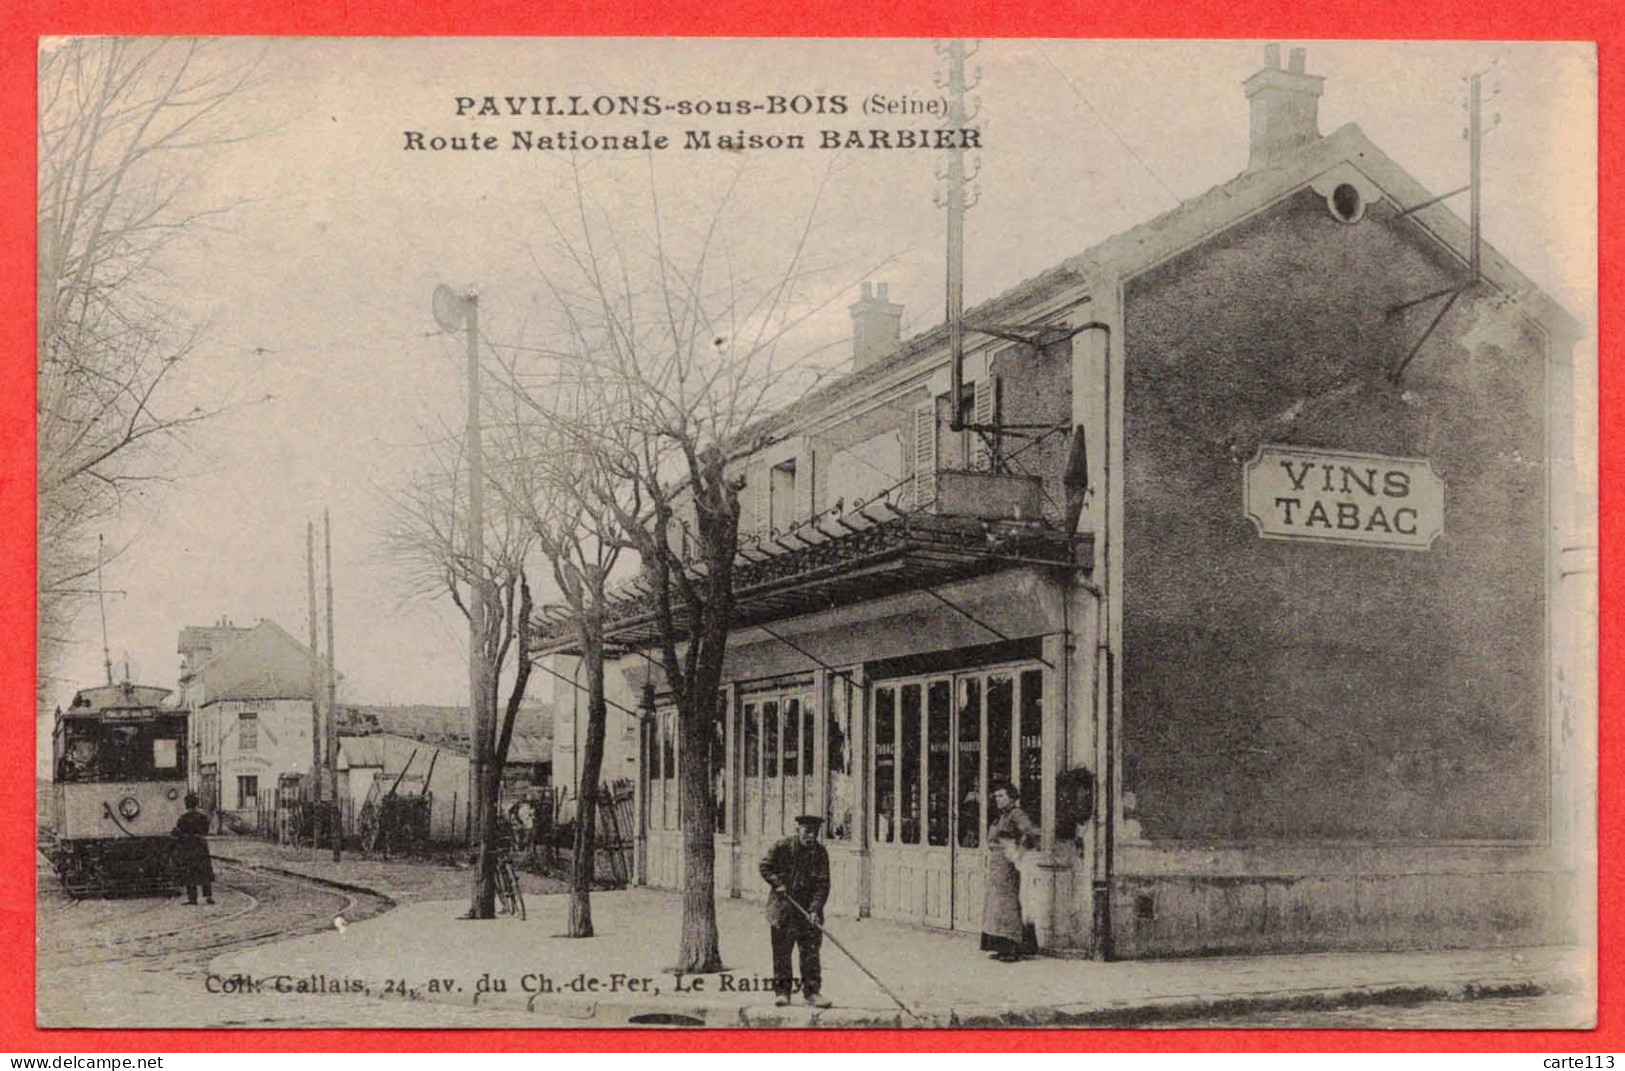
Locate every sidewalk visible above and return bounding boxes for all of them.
[209,854,1593,1028]
[214,835,572,903]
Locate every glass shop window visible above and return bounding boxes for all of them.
[927,680,952,847]
[762,700,781,837]
[743,702,760,836]
[1020,670,1045,829]
[987,672,1014,804]
[899,683,922,845]
[874,686,896,844]
[956,676,982,848]
[826,675,856,842]
[802,697,817,821]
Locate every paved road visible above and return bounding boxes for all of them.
[36,854,541,1028]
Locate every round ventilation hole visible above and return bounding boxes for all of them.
[1329,182,1365,223]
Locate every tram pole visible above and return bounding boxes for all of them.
[306,521,323,847]
[325,507,341,862]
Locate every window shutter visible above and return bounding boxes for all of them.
[752,460,771,536]
[795,445,815,523]
[912,402,937,510]
[972,376,997,470]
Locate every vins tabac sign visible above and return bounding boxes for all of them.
[1243,445,1445,550]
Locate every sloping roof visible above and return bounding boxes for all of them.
[343,703,555,750]
[63,682,174,716]
[193,619,321,704]
[505,730,552,765]
[177,624,250,658]
[745,123,1581,450]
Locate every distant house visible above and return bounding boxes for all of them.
[537,653,640,819]
[177,619,325,828]
[335,733,470,842]
[338,702,556,829]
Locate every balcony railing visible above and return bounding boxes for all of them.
[534,469,1090,654]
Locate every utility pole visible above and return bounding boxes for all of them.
[1469,71,1482,285]
[325,507,341,862]
[306,521,323,844]
[937,40,980,432]
[944,39,967,429]
[96,534,113,685]
[466,288,494,914]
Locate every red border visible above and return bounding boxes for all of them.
[2,0,1615,1054]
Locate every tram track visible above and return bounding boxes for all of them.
[38,858,391,974]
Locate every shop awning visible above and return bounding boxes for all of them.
[533,512,1091,656]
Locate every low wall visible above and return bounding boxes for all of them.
[1110,842,1578,959]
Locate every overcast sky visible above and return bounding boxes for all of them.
[38,39,1596,767]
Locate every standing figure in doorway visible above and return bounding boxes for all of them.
[980,782,1039,961]
[171,793,215,905]
[760,814,833,1008]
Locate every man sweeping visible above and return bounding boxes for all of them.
[760,814,833,1008]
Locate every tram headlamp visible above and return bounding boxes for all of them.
[166,788,180,801]
[118,796,141,820]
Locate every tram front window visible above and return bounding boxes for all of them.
[85,723,188,782]
[55,729,99,782]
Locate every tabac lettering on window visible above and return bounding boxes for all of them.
[1243,445,1445,550]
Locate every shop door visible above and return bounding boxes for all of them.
[872,664,1043,932]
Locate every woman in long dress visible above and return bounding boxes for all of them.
[980,782,1040,961]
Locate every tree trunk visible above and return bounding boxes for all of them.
[569,633,609,937]
[674,699,721,972]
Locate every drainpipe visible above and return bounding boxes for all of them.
[1070,321,1115,961]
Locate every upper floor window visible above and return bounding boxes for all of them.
[770,459,797,532]
[238,711,258,751]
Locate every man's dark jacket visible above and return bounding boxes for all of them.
[759,835,830,926]
[170,809,215,885]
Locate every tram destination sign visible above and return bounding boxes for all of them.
[1243,445,1445,550]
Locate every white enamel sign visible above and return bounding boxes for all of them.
[1243,445,1445,550]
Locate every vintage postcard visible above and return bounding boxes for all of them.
[34,37,1597,1030]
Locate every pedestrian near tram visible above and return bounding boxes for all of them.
[171,793,215,905]
[760,814,833,1007]
[980,782,1039,961]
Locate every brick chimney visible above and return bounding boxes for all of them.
[850,281,903,371]
[1242,44,1324,171]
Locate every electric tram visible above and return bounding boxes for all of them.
[49,681,188,897]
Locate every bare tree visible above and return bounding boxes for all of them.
[37,38,266,703]
[504,158,852,971]
[378,426,535,919]
[488,373,625,938]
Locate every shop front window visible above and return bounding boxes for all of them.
[1019,670,1044,829]
[743,702,760,835]
[987,672,1014,802]
[874,686,895,844]
[899,683,922,845]
[826,675,855,841]
[956,677,982,848]
[927,680,951,847]
[762,700,780,838]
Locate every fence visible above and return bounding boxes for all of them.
[523,779,634,887]
[251,785,458,855]
[243,776,635,877]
